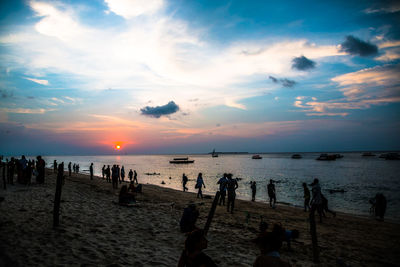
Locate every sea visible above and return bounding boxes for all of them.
[41,152,400,222]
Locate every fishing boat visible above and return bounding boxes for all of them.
[252,155,262,159]
[316,154,336,161]
[169,157,195,164]
[291,154,302,159]
[211,149,218,158]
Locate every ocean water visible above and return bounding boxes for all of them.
[42,153,400,221]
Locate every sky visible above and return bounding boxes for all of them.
[0,0,399,155]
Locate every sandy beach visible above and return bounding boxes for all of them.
[1,168,399,266]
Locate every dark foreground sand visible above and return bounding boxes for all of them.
[0,168,399,266]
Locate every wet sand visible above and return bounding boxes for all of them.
[0,168,399,266]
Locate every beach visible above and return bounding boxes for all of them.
[1,168,399,266]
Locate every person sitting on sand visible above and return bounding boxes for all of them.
[267,179,276,208]
[302,183,310,212]
[217,173,228,205]
[195,173,205,199]
[180,203,199,233]
[119,185,135,205]
[178,229,217,267]
[253,230,291,267]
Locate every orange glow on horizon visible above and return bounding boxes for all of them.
[115,144,121,150]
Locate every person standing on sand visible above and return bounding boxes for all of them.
[53,160,57,173]
[226,173,238,213]
[195,173,205,199]
[121,166,125,183]
[310,178,323,223]
[267,179,276,208]
[102,165,105,179]
[133,170,138,184]
[302,183,310,212]
[117,165,120,184]
[251,181,257,201]
[106,165,111,183]
[68,162,72,177]
[217,173,228,205]
[128,169,133,182]
[90,163,94,180]
[36,156,45,184]
[182,173,188,192]
[112,165,118,189]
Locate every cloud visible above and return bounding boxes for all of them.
[24,77,49,85]
[339,36,378,57]
[140,101,179,118]
[104,0,164,19]
[364,1,400,14]
[0,89,13,98]
[0,108,49,114]
[269,76,296,88]
[375,40,400,61]
[291,55,316,70]
[293,64,400,116]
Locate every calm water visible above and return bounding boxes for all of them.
[42,153,400,221]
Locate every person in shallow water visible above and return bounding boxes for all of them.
[267,179,276,208]
[177,229,217,267]
[310,178,324,223]
[302,182,310,212]
[226,173,238,213]
[251,181,257,201]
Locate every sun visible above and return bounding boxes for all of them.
[115,144,121,150]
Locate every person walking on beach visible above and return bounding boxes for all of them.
[90,163,94,180]
[310,178,323,223]
[251,181,257,201]
[217,173,228,205]
[102,165,105,179]
[226,173,238,213]
[302,182,310,212]
[121,166,125,183]
[129,169,133,182]
[268,179,276,208]
[76,164,80,173]
[182,173,188,192]
[195,173,205,199]
[106,165,111,183]
[133,170,138,184]
[321,194,336,218]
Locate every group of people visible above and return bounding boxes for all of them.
[98,164,138,190]
[0,155,46,186]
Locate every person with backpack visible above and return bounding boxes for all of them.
[217,173,228,205]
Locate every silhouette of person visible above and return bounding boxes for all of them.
[253,230,291,267]
[36,156,45,184]
[251,181,257,201]
[90,163,94,180]
[178,229,217,267]
[133,170,138,184]
[129,169,133,182]
[111,165,118,189]
[217,173,228,205]
[302,182,310,212]
[53,160,57,173]
[195,173,205,199]
[106,165,111,183]
[374,193,387,221]
[226,173,238,213]
[321,194,336,217]
[102,165,105,179]
[179,203,199,233]
[121,166,125,183]
[182,173,188,192]
[267,179,276,208]
[68,162,72,177]
[310,178,323,223]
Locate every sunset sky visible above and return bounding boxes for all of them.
[1,0,399,155]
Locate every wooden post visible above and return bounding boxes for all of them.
[203,191,220,236]
[309,210,319,263]
[53,163,64,228]
[2,163,6,190]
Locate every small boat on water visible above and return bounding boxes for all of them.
[211,149,218,158]
[381,152,400,160]
[362,152,376,157]
[252,155,262,159]
[316,154,336,161]
[291,154,302,159]
[333,154,344,159]
[169,157,195,164]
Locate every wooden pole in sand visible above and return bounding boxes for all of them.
[53,162,64,228]
[203,191,220,235]
[309,210,319,263]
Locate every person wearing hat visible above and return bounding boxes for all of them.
[310,178,323,223]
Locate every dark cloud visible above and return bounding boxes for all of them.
[291,56,316,71]
[0,89,13,98]
[268,76,297,88]
[140,101,180,118]
[339,35,378,57]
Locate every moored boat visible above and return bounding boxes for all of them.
[316,154,336,161]
[252,155,262,159]
[291,154,302,159]
[169,157,194,164]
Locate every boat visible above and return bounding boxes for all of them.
[362,152,376,157]
[169,157,195,164]
[252,155,262,159]
[291,154,302,159]
[211,149,218,158]
[333,154,344,159]
[316,154,336,161]
[384,152,400,160]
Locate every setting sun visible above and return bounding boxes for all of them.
[115,145,121,150]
